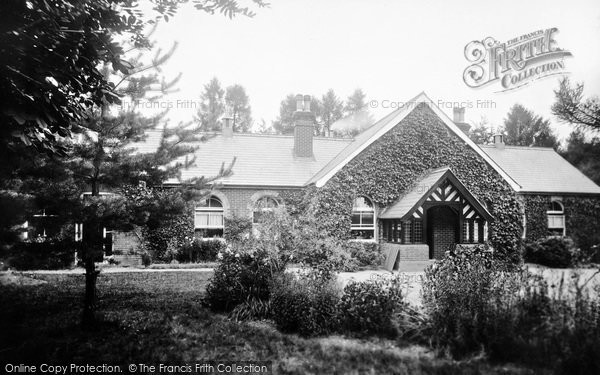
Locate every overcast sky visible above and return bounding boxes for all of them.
[144,0,600,142]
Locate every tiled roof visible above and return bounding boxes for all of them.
[379,167,449,219]
[379,167,493,221]
[479,145,600,195]
[136,131,351,187]
[307,92,521,191]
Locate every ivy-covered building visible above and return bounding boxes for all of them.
[138,92,600,263]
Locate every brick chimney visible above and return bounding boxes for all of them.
[493,134,505,149]
[222,116,233,138]
[293,94,315,158]
[453,107,471,134]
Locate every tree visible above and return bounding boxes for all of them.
[256,119,274,134]
[197,77,226,132]
[552,77,600,132]
[560,130,600,185]
[0,0,267,154]
[273,94,321,135]
[503,104,559,148]
[344,88,367,115]
[320,89,344,137]
[332,88,374,138]
[469,116,495,144]
[225,84,252,132]
[70,36,237,324]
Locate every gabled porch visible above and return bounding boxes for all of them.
[378,167,493,270]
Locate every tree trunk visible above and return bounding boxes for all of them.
[82,256,100,327]
[81,218,103,328]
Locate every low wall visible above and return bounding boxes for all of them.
[381,242,429,271]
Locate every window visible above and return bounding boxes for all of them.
[547,200,565,236]
[195,196,224,238]
[381,219,423,244]
[351,196,375,240]
[253,196,279,224]
[462,219,484,243]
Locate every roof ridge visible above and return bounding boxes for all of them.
[480,144,556,151]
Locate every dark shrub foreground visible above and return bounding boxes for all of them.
[204,241,286,312]
[524,236,580,268]
[270,272,407,338]
[423,244,600,374]
[337,277,405,338]
[176,239,225,263]
[270,273,340,336]
[7,239,76,270]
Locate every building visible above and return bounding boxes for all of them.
[125,92,600,265]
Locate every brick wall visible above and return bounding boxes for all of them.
[429,206,458,259]
[381,242,429,270]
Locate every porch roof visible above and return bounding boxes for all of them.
[379,167,493,221]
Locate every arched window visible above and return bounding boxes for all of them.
[547,200,565,236]
[351,196,375,240]
[195,196,224,237]
[253,196,279,224]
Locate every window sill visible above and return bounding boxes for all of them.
[349,239,377,243]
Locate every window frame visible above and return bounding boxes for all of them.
[252,196,280,225]
[350,196,376,241]
[194,196,225,238]
[547,200,566,237]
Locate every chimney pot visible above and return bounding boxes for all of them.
[303,95,311,112]
[493,134,505,149]
[453,107,470,133]
[222,116,233,138]
[296,94,304,112]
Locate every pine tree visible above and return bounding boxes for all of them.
[320,89,344,137]
[197,77,226,132]
[67,35,232,325]
[225,84,252,132]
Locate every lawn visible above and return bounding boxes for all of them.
[0,271,535,374]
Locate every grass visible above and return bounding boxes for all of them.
[0,272,535,374]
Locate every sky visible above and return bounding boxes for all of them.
[140,0,600,143]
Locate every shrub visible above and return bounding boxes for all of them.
[140,250,152,267]
[337,276,405,338]
[176,239,225,263]
[295,236,358,278]
[204,240,284,312]
[229,297,272,322]
[524,236,579,268]
[270,272,341,336]
[346,241,384,269]
[8,239,76,270]
[423,243,600,373]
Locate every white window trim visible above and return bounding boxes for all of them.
[194,197,225,232]
[350,196,376,240]
[547,200,566,236]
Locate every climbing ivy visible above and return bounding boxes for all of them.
[306,103,523,262]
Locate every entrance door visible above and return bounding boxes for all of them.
[427,205,459,259]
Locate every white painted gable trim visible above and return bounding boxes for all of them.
[314,92,522,192]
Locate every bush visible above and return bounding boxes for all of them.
[204,240,285,312]
[296,237,357,278]
[337,277,405,338]
[346,241,384,269]
[270,272,341,337]
[524,236,579,268]
[423,243,600,373]
[8,239,76,270]
[229,297,272,322]
[176,239,225,263]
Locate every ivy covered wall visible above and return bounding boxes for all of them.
[524,194,600,254]
[306,103,523,261]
